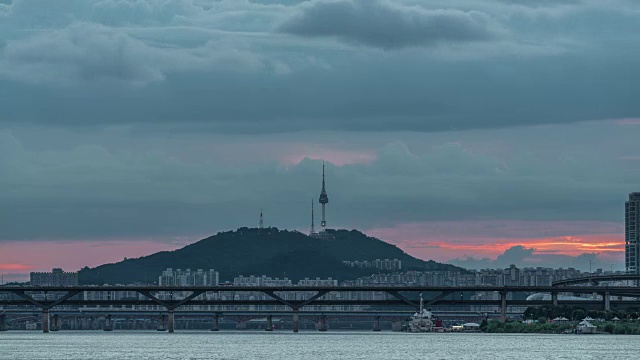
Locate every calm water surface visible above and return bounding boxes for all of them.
[0,331,636,360]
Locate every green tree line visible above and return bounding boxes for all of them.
[523,305,640,321]
[479,305,640,335]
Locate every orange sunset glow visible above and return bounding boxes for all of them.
[426,236,624,256]
[0,221,626,281]
[367,221,626,266]
[0,263,34,271]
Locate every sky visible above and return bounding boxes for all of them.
[1,0,639,281]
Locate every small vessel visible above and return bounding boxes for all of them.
[404,293,434,333]
[575,320,597,334]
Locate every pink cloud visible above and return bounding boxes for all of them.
[0,263,34,271]
[280,147,376,166]
[615,118,640,125]
[0,238,191,276]
[180,140,377,167]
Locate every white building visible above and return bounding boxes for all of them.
[298,277,338,286]
[342,259,402,271]
[233,275,292,287]
[158,268,219,287]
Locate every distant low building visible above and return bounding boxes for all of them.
[30,268,78,286]
[298,277,338,286]
[342,259,402,271]
[233,275,291,287]
[158,268,219,287]
[348,265,613,289]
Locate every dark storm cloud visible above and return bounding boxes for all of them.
[0,0,639,133]
[3,55,639,134]
[278,0,502,49]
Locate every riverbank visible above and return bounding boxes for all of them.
[482,321,640,335]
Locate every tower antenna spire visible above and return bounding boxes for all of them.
[259,208,264,229]
[322,161,326,190]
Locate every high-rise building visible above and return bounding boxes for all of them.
[626,193,640,275]
[503,264,520,286]
[30,268,78,286]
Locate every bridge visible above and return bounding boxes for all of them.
[552,274,640,286]
[1,285,639,333]
[0,309,524,332]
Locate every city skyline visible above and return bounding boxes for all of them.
[1,0,639,280]
[0,169,632,281]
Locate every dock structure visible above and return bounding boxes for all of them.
[1,285,639,333]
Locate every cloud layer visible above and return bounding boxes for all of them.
[0,0,638,272]
[279,0,502,49]
[0,0,639,132]
[1,119,637,241]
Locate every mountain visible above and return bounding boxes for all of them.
[78,228,465,285]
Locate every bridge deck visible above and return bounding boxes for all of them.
[2,285,639,292]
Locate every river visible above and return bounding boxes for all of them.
[0,331,635,359]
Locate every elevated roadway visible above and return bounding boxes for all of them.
[552,274,640,286]
[1,285,638,333]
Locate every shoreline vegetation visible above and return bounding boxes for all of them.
[481,320,640,335]
[480,305,640,335]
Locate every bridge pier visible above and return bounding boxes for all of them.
[604,291,611,311]
[211,313,220,331]
[104,315,113,331]
[318,315,327,332]
[391,321,402,332]
[292,310,299,333]
[168,310,175,333]
[51,315,61,331]
[235,320,247,330]
[42,309,50,333]
[373,316,381,332]
[0,314,7,331]
[500,292,507,322]
[265,315,273,331]
[551,292,558,307]
[157,315,166,331]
